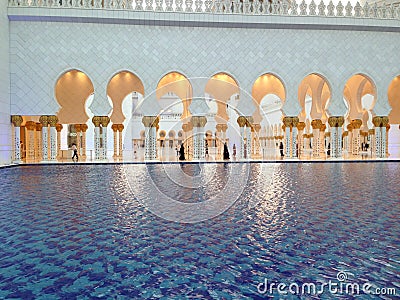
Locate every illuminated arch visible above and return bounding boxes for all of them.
[298,73,332,122]
[107,70,145,123]
[55,69,94,124]
[156,72,192,119]
[388,75,400,124]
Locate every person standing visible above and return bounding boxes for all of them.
[71,143,78,161]
[279,141,284,157]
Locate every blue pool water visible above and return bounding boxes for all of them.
[0,162,399,299]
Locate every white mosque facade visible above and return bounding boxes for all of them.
[1,0,400,163]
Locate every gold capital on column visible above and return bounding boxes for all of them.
[81,124,88,132]
[48,116,58,127]
[297,122,306,131]
[100,116,110,127]
[56,124,63,132]
[36,122,42,131]
[291,117,299,128]
[221,124,228,132]
[381,116,389,127]
[216,124,223,131]
[351,119,362,129]
[92,116,101,127]
[117,124,124,131]
[337,116,345,127]
[283,116,292,128]
[39,115,49,126]
[253,124,261,132]
[111,124,119,132]
[368,129,375,135]
[328,117,338,127]
[372,116,389,127]
[142,116,159,128]
[25,121,36,131]
[245,116,254,127]
[320,124,327,132]
[347,124,354,131]
[11,115,23,127]
[75,124,82,132]
[237,116,247,127]
[192,116,207,127]
[343,131,349,137]
[311,119,322,130]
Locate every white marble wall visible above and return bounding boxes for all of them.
[0,2,11,164]
[6,6,400,134]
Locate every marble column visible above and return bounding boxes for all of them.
[342,131,348,156]
[191,116,208,160]
[48,116,58,161]
[237,116,247,159]
[351,119,362,155]
[112,124,118,158]
[100,117,110,160]
[142,116,159,160]
[25,121,36,162]
[328,117,340,158]
[337,117,344,158]
[245,117,253,159]
[74,124,81,156]
[215,124,223,159]
[35,123,42,161]
[319,124,326,155]
[221,124,228,144]
[56,124,63,159]
[11,115,23,162]
[39,115,49,161]
[346,123,353,155]
[296,122,305,158]
[182,123,188,158]
[385,124,390,157]
[253,124,261,158]
[118,124,124,158]
[291,118,299,158]
[372,116,389,158]
[311,119,322,158]
[92,116,101,160]
[368,129,375,156]
[81,124,88,160]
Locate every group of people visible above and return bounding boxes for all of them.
[177,142,232,161]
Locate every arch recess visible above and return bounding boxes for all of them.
[107,71,145,123]
[55,69,94,124]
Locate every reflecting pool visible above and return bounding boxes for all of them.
[0,163,399,299]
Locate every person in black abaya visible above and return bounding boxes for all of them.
[223,142,230,160]
[179,143,185,161]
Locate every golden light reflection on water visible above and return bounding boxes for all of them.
[253,164,288,243]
